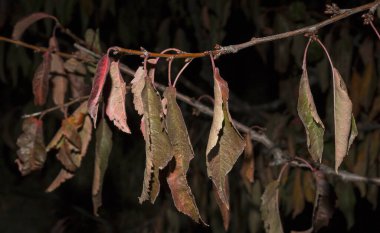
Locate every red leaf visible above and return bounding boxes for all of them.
[12,12,58,40]
[33,51,52,106]
[15,117,46,175]
[106,61,131,133]
[88,55,110,126]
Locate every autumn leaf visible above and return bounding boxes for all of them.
[64,57,89,98]
[92,118,113,216]
[291,169,305,218]
[12,12,58,40]
[240,132,255,187]
[139,77,172,204]
[33,51,52,106]
[297,65,325,162]
[333,68,357,171]
[88,55,110,126]
[15,117,46,175]
[46,169,74,192]
[214,181,230,230]
[56,142,78,172]
[131,66,146,115]
[105,61,131,134]
[206,68,245,210]
[261,180,284,233]
[164,86,203,223]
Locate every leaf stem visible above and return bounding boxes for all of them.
[173,59,193,87]
[369,21,380,40]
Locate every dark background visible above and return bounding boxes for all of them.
[0,0,379,232]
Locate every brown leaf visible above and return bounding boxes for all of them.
[33,51,52,106]
[261,180,284,233]
[88,55,110,126]
[15,117,46,175]
[206,68,245,209]
[64,58,89,98]
[72,115,92,168]
[139,77,172,204]
[12,12,58,40]
[164,86,203,223]
[297,66,325,162]
[131,66,146,115]
[56,142,77,172]
[46,169,74,192]
[50,37,68,109]
[240,132,255,186]
[92,118,113,215]
[214,181,230,231]
[333,68,357,171]
[106,61,131,134]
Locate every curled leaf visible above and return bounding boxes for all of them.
[46,169,74,192]
[297,66,325,162]
[131,66,146,115]
[106,61,131,134]
[15,118,46,175]
[88,55,110,126]
[206,68,245,210]
[164,87,203,223]
[33,51,52,106]
[333,68,357,171]
[12,12,58,40]
[139,77,172,204]
[64,57,89,98]
[92,118,113,215]
[261,180,284,233]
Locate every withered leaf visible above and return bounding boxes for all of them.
[56,142,77,172]
[33,51,52,106]
[92,118,113,216]
[12,12,58,40]
[206,68,245,209]
[261,180,284,233]
[15,117,46,175]
[164,86,203,223]
[88,55,110,126]
[106,61,131,134]
[131,66,146,115]
[46,169,74,192]
[139,77,172,204]
[297,66,325,162]
[214,181,230,231]
[333,68,357,171]
[292,169,305,218]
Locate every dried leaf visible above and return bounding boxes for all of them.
[297,65,325,162]
[12,12,57,40]
[261,180,284,233]
[64,58,89,98]
[92,118,113,216]
[214,181,230,231]
[46,169,74,192]
[56,142,77,172]
[206,68,245,209]
[106,61,131,134]
[72,115,93,168]
[333,68,357,171]
[240,132,254,186]
[164,86,203,223]
[88,55,110,126]
[15,118,46,175]
[131,66,146,115]
[139,77,172,204]
[33,51,52,106]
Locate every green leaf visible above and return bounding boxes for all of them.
[297,67,325,162]
[261,180,284,233]
[92,118,113,216]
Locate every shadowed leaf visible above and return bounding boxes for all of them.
[33,51,51,106]
[106,61,131,134]
[206,68,245,210]
[64,57,89,98]
[164,86,203,223]
[139,77,172,204]
[12,12,58,40]
[15,117,46,175]
[261,180,284,233]
[297,66,325,162]
[131,66,146,115]
[88,55,110,126]
[92,118,113,216]
[240,132,254,186]
[333,68,357,171]
[46,169,74,192]
[292,169,305,218]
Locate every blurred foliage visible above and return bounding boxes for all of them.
[0,0,380,233]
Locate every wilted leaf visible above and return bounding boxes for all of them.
[88,55,110,126]
[333,68,357,171]
[72,115,93,168]
[46,169,74,192]
[214,181,230,231]
[33,51,52,106]
[240,133,255,187]
[297,64,325,162]
[92,118,113,215]
[206,68,245,209]
[105,61,131,134]
[261,180,283,233]
[131,66,146,115]
[15,117,46,175]
[139,77,172,204]
[12,12,58,40]
[164,86,203,223]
